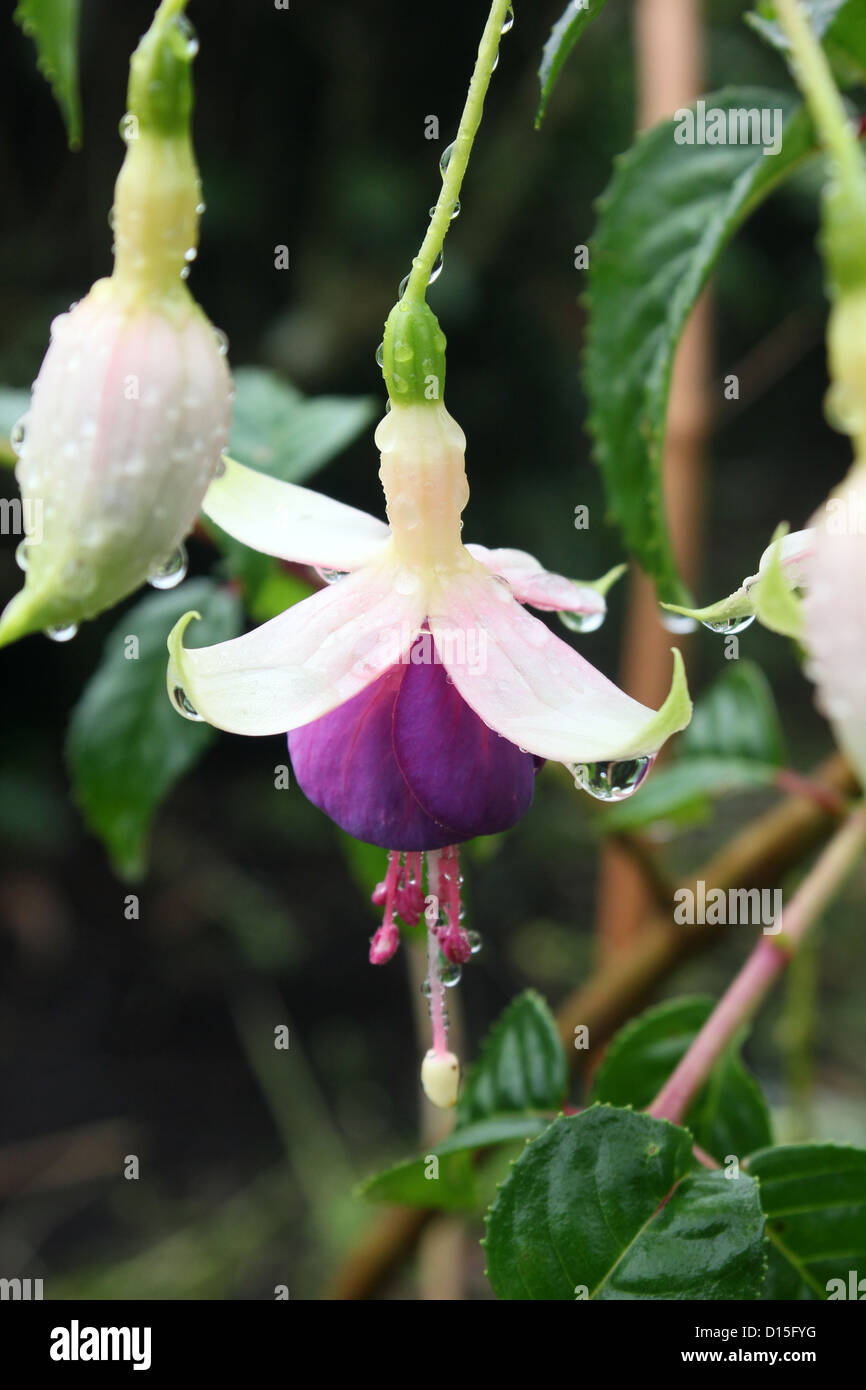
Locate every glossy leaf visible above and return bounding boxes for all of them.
[485,1107,766,1299]
[458,990,568,1125]
[748,1143,866,1299]
[536,0,610,126]
[66,580,242,878]
[585,91,815,604]
[15,0,82,148]
[590,997,773,1162]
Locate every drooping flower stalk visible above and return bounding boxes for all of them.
[0,0,232,647]
[403,0,514,305]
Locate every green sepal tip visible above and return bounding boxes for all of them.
[381,298,447,405]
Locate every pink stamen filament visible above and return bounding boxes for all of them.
[425,850,450,1057]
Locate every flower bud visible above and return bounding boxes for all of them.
[0,2,231,647]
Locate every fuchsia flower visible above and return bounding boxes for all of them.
[168,299,691,1104]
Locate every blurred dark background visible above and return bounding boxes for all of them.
[0,0,863,1299]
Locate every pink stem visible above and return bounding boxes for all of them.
[425,851,449,1057]
[650,806,866,1126]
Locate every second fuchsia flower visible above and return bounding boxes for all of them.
[167,297,692,1104]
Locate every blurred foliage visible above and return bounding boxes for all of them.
[0,0,864,1301]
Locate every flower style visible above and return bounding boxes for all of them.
[0,1,232,647]
[167,299,691,1104]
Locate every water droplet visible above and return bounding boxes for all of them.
[214,457,227,479]
[176,13,199,55]
[172,686,203,721]
[441,959,462,988]
[213,326,229,356]
[45,622,78,643]
[501,5,515,33]
[659,608,697,634]
[180,265,191,280]
[315,567,348,584]
[559,608,605,635]
[10,414,28,455]
[570,755,655,802]
[196,201,207,216]
[420,978,433,999]
[701,614,756,636]
[148,544,188,591]
[184,246,198,264]
[375,341,385,368]
[107,207,116,231]
[429,199,461,221]
[439,141,455,177]
[467,930,483,956]
[398,275,410,300]
[428,251,444,285]
[15,540,29,571]
[491,51,499,71]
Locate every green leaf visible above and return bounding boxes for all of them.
[484,1107,766,1299]
[748,1143,866,1299]
[603,662,785,831]
[0,388,30,467]
[228,367,376,485]
[585,90,815,605]
[747,1,866,86]
[600,756,778,833]
[358,1113,551,1211]
[15,0,82,148]
[682,661,786,765]
[536,0,610,127]
[458,990,568,1126]
[359,1149,480,1212]
[66,580,242,878]
[590,997,773,1163]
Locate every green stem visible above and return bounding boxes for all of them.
[403,0,513,304]
[773,0,862,191]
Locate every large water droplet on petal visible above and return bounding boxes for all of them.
[375,341,385,367]
[570,755,655,802]
[172,686,203,721]
[45,622,78,643]
[701,614,756,636]
[148,544,188,591]
[560,608,605,635]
